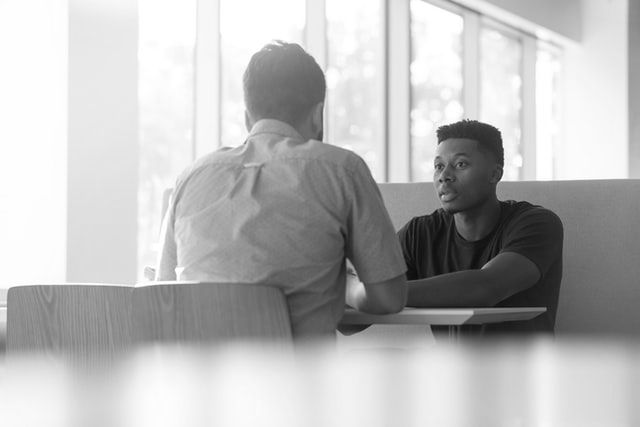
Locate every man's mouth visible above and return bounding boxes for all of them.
[439,191,458,202]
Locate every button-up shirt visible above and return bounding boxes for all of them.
[156,119,406,338]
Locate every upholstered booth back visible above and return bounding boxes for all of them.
[378,180,640,336]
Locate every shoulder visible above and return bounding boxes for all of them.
[302,140,372,177]
[173,146,238,191]
[501,201,563,233]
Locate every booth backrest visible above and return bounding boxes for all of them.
[378,180,640,336]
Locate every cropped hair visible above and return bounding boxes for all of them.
[243,41,326,126]
[436,119,504,167]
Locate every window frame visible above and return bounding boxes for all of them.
[192,0,561,182]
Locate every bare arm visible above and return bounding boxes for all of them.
[154,201,178,281]
[346,270,407,314]
[407,252,540,307]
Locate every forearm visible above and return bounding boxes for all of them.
[407,269,503,307]
[346,276,384,313]
[346,274,406,314]
[155,250,177,281]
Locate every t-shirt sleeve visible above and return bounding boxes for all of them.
[500,207,564,278]
[343,156,407,284]
[397,220,418,280]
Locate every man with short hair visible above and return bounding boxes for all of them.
[156,41,407,339]
[399,119,563,335]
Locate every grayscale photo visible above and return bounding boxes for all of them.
[0,0,639,425]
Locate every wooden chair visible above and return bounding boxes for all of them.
[6,284,133,364]
[133,282,292,347]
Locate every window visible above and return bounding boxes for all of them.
[138,0,197,277]
[479,25,524,181]
[410,0,464,181]
[219,0,305,147]
[138,0,565,274]
[536,45,562,180]
[326,0,385,180]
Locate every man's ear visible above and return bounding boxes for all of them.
[244,110,254,132]
[490,165,504,184]
[310,102,324,140]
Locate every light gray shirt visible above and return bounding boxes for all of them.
[156,119,406,338]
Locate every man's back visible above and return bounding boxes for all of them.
[157,120,406,338]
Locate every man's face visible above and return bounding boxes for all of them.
[433,138,500,214]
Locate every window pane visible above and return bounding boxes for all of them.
[480,27,523,181]
[220,0,305,147]
[138,0,196,278]
[327,0,384,180]
[536,46,562,180]
[410,0,464,182]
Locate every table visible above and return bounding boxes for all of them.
[340,307,546,325]
[340,307,546,340]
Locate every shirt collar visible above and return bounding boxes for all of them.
[248,119,305,142]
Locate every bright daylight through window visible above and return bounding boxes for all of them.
[137,0,564,276]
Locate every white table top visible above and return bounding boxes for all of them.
[340,307,546,326]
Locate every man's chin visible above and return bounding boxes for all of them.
[440,202,462,214]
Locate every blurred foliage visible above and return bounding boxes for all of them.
[138,0,196,278]
[410,0,464,182]
[326,0,384,180]
[480,27,523,181]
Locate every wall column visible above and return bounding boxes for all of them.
[67,0,139,283]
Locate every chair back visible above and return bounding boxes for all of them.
[6,284,133,363]
[133,282,292,346]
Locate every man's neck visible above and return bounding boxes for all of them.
[453,197,502,242]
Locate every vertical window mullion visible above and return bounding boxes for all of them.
[387,0,410,182]
[379,0,388,182]
[194,0,221,156]
[463,10,480,119]
[305,0,328,143]
[521,35,537,180]
[305,0,327,70]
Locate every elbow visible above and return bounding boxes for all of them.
[387,286,408,313]
[367,276,408,314]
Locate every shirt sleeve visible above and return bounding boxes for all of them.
[397,220,418,280]
[500,207,564,278]
[343,156,407,284]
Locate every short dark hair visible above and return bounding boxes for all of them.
[243,41,326,126]
[436,119,504,167]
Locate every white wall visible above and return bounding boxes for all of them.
[456,0,582,42]
[0,0,68,287]
[0,0,138,288]
[66,0,138,283]
[561,0,629,179]
[485,0,582,40]
[630,0,640,178]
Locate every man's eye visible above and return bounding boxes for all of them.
[434,164,444,171]
[456,161,468,168]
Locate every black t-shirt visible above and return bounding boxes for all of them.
[398,200,563,335]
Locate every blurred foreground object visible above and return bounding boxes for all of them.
[1,339,639,427]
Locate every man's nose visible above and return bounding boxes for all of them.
[438,165,455,183]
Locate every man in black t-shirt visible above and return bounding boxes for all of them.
[398,119,563,335]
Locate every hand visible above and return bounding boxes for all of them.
[337,323,372,336]
[143,266,156,281]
